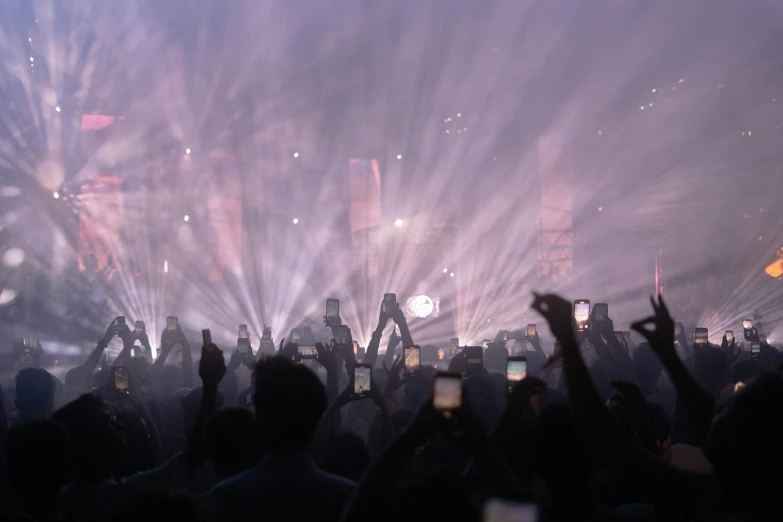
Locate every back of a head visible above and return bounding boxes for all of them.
[7,421,73,500]
[253,356,327,451]
[706,373,783,505]
[537,403,590,487]
[484,343,509,375]
[52,393,115,472]
[206,406,261,479]
[15,368,56,420]
[323,432,371,482]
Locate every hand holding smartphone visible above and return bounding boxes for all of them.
[574,299,590,331]
[404,345,421,371]
[112,366,130,396]
[433,372,462,417]
[506,356,527,392]
[383,293,397,313]
[353,364,372,396]
[464,346,484,374]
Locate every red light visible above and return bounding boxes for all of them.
[135,271,142,278]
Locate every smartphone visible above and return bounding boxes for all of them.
[464,346,484,373]
[352,340,359,355]
[298,345,318,359]
[116,316,126,327]
[450,337,459,354]
[383,293,397,313]
[433,372,462,413]
[405,345,421,370]
[326,298,340,321]
[137,373,152,401]
[353,364,372,396]
[483,499,538,522]
[357,346,366,361]
[573,299,590,331]
[202,329,212,348]
[290,328,303,343]
[135,320,145,336]
[238,338,252,354]
[751,341,761,358]
[260,326,275,354]
[694,328,709,345]
[742,319,753,330]
[395,323,402,338]
[725,330,734,343]
[239,324,249,339]
[526,324,536,339]
[332,325,350,345]
[167,316,178,331]
[593,303,609,321]
[112,366,130,395]
[506,356,527,390]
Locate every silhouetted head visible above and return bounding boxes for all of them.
[7,420,73,513]
[205,406,262,480]
[705,373,783,507]
[252,356,327,452]
[52,393,124,481]
[64,365,93,394]
[14,367,56,422]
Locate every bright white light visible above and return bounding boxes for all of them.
[407,295,435,318]
[0,289,17,305]
[55,106,61,112]
[640,106,644,110]
[183,215,190,222]
[185,148,191,155]
[29,57,34,62]
[293,152,299,158]
[443,268,448,273]
[396,154,402,160]
[394,218,403,227]
[652,88,656,93]
[52,191,59,199]
[450,272,455,278]
[3,248,25,268]
[679,78,685,83]
[457,113,462,117]
[293,218,299,224]
[598,206,603,212]
[28,37,32,43]
[163,260,169,273]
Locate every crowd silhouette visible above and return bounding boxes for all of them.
[1,292,782,522]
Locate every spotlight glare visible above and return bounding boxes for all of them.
[293,152,299,158]
[293,218,299,224]
[55,106,61,112]
[394,218,403,227]
[450,272,455,278]
[163,260,169,273]
[0,289,18,305]
[396,154,402,159]
[3,248,25,268]
[185,148,191,155]
[52,191,59,199]
[29,57,34,62]
[443,268,448,273]
[183,215,190,222]
[407,295,435,318]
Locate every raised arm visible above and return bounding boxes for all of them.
[631,296,715,444]
[391,307,414,350]
[364,304,391,368]
[84,320,118,371]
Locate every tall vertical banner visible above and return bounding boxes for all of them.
[79,114,125,274]
[349,159,381,279]
[78,174,124,273]
[208,151,243,281]
[537,135,573,285]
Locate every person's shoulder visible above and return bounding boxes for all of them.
[312,468,356,492]
[209,466,259,495]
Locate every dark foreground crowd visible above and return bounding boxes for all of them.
[1,293,782,522]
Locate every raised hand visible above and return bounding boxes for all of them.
[383,355,406,397]
[630,294,677,363]
[101,319,119,345]
[376,303,392,332]
[279,339,297,360]
[315,341,337,370]
[199,343,227,390]
[531,292,574,343]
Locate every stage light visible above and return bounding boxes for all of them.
[183,215,190,222]
[407,295,435,318]
[598,206,603,212]
[652,88,656,93]
[29,57,33,62]
[450,272,455,278]
[293,218,299,224]
[3,248,24,268]
[293,152,299,158]
[55,106,61,112]
[164,260,169,273]
[52,192,59,199]
[396,154,402,159]
[394,218,403,227]
[185,148,191,155]
[443,268,448,273]
[457,113,462,117]
[0,289,17,305]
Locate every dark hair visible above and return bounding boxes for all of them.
[15,368,56,418]
[205,406,262,479]
[323,432,370,482]
[252,356,327,450]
